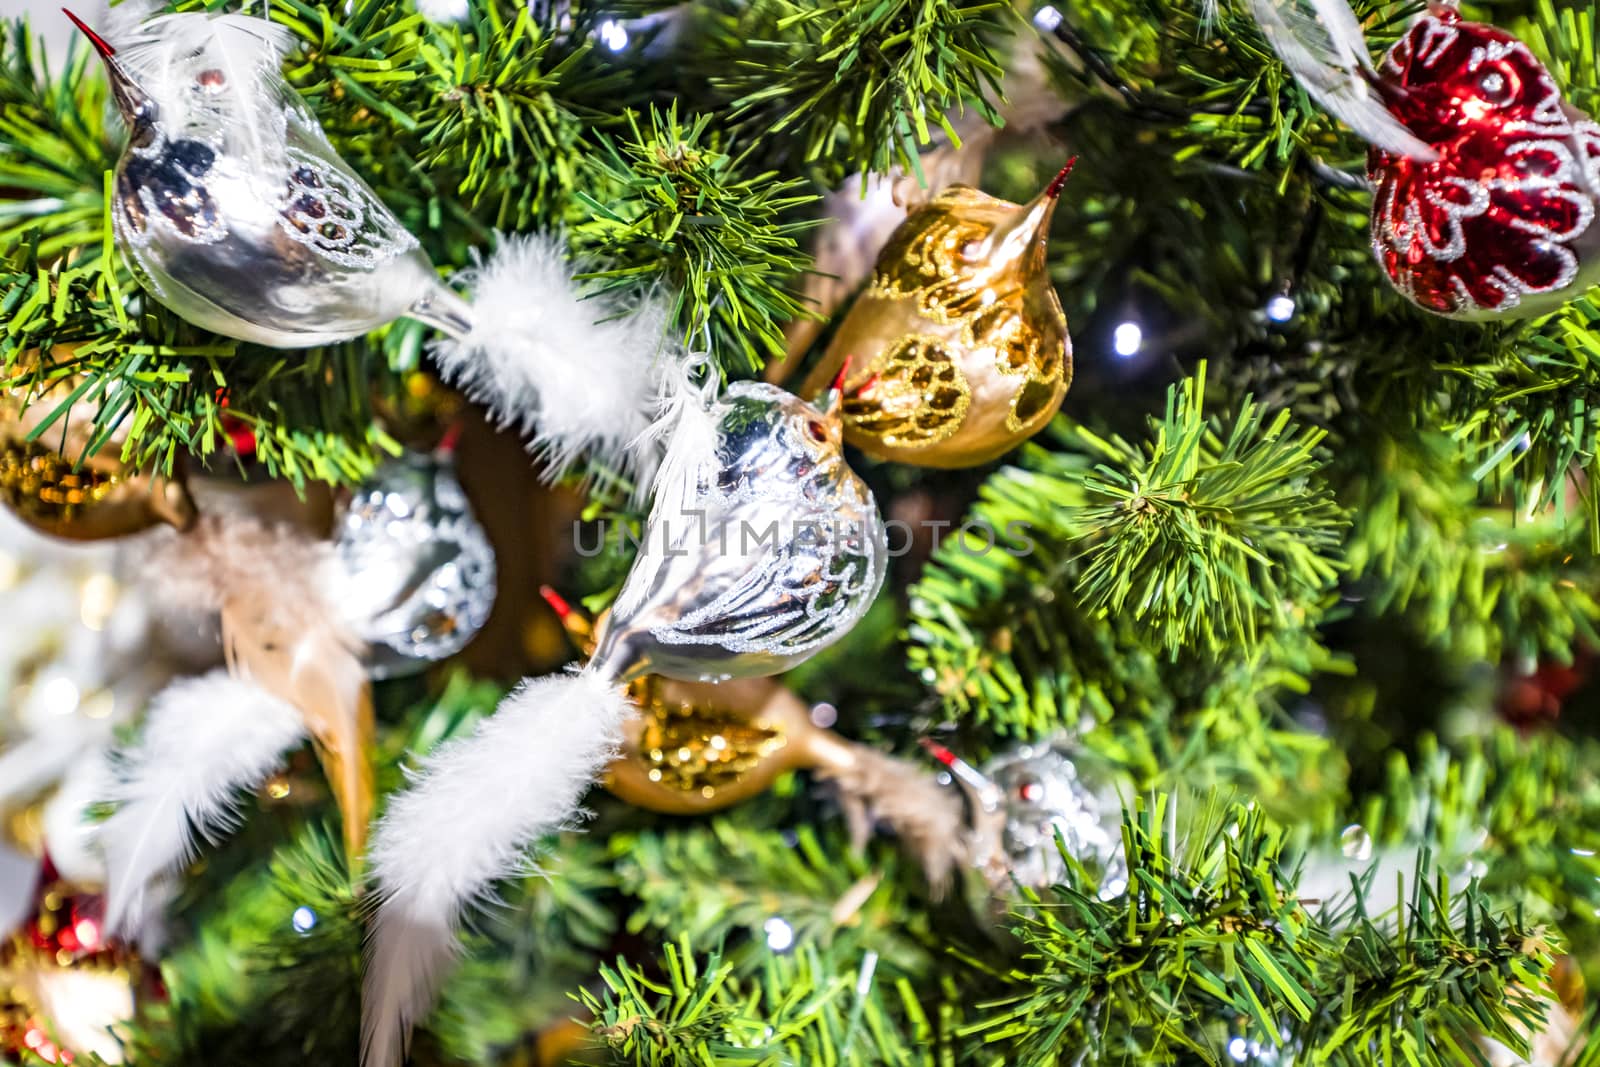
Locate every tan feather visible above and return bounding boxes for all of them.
[220,590,373,864]
[816,747,969,895]
[150,514,374,865]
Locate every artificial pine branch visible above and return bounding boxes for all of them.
[696,0,1012,184]
[573,105,819,376]
[967,794,1556,1067]
[275,0,629,241]
[0,27,115,254]
[611,819,937,980]
[1370,730,1600,985]
[907,371,1344,761]
[430,839,618,1064]
[1341,426,1600,663]
[1437,293,1600,551]
[117,824,364,1065]
[1065,367,1346,659]
[582,939,923,1067]
[0,239,399,486]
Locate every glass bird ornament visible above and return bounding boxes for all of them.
[68,10,472,347]
[1250,0,1600,319]
[797,163,1075,467]
[362,374,889,1067]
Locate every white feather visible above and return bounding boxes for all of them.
[0,733,88,812]
[1306,0,1374,73]
[1247,0,1440,162]
[361,669,631,1067]
[96,671,306,938]
[113,11,293,168]
[100,0,164,49]
[610,353,722,623]
[430,233,683,501]
[41,757,113,888]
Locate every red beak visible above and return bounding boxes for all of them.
[822,355,853,418]
[62,8,116,58]
[1045,156,1078,200]
[64,8,151,123]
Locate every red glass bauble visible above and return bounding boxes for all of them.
[1368,4,1600,319]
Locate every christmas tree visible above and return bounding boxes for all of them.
[1,0,1598,1064]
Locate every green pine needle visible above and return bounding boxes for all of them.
[970,794,1556,1067]
[701,0,1012,183]
[1064,367,1347,659]
[573,104,820,375]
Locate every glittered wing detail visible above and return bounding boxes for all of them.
[277,143,418,270]
[868,195,992,322]
[648,498,885,659]
[967,299,1069,433]
[844,335,971,449]
[115,137,226,247]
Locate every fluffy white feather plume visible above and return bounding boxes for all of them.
[362,670,631,1067]
[143,512,375,862]
[96,671,306,938]
[1247,0,1439,162]
[609,352,721,623]
[430,233,679,499]
[100,0,162,47]
[109,9,294,167]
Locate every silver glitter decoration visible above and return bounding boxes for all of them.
[590,381,888,684]
[326,451,495,679]
[977,739,1123,892]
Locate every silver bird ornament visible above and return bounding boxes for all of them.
[321,443,497,680]
[68,10,471,347]
[360,370,889,1067]
[590,372,889,683]
[68,9,678,488]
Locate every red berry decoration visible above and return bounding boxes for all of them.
[1251,0,1600,320]
[1369,4,1600,319]
[1499,648,1593,730]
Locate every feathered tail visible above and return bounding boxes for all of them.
[430,233,684,501]
[1246,0,1439,161]
[97,671,306,937]
[146,513,374,863]
[361,669,632,1067]
[819,748,970,895]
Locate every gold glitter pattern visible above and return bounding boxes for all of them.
[841,184,1068,455]
[632,680,788,799]
[0,440,123,522]
[842,335,971,448]
[869,204,993,322]
[970,302,1067,433]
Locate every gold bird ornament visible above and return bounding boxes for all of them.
[798,161,1076,468]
